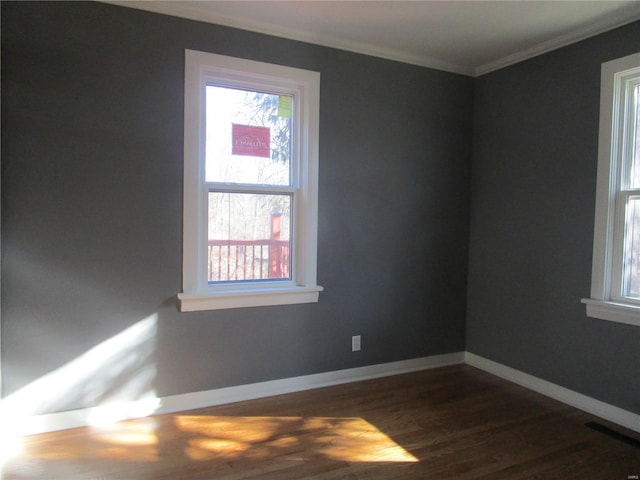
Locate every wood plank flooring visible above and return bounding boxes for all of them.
[4,365,639,479]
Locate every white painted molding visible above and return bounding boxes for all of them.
[178,286,323,312]
[104,0,474,76]
[582,298,640,327]
[465,352,640,433]
[13,352,464,436]
[103,1,640,77]
[158,352,463,414]
[473,12,640,76]
[12,351,638,437]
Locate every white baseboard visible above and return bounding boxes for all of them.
[12,351,638,436]
[158,351,464,415]
[465,352,640,433]
[15,352,465,436]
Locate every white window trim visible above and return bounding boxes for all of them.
[178,50,322,312]
[583,52,640,327]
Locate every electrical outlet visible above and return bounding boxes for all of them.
[352,335,361,352]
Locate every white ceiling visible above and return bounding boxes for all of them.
[109,1,640,76]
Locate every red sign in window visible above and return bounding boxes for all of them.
[232,124,271,158]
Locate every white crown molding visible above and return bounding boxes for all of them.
[105,1,639,77]
[474,8,640,76]
[124,0,475,76]
[105,1,475,75]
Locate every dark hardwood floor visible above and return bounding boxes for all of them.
[4,365,639,479]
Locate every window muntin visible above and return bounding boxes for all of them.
[583,52,640,326]
[179,50,322,312]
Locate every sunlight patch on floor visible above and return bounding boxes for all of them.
[174,415,419,463]
[0,433,23,471]
[92,418,160,463]
[96,420,159,446]
[10,414,418,465]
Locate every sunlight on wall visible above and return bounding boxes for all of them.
[0,314,159,463]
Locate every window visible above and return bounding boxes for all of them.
[583,52,640,327]
[178,50,322,312]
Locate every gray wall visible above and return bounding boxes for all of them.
[467,21,640,414]
[1,1,472,412]
[3,1,637,418]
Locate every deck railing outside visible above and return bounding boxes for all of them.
[208,213,290,282]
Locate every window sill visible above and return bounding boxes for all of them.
[178,285,323,312]
[581,298,640,327]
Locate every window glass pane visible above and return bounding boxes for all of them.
[206,86,292,185]
[208,192,291,283]
[631,84,640,188]
[624,195,640,297]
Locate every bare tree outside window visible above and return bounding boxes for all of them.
[625,85,640,296]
